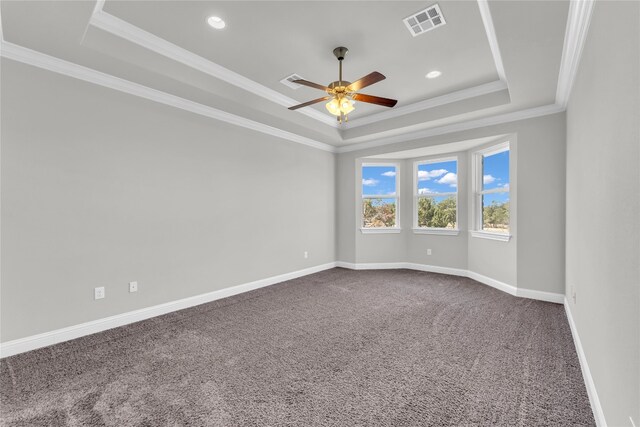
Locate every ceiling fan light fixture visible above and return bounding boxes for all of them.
[325,98,341,116]
[426,70,442,79]
[340,98,355,114]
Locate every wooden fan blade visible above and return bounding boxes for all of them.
[288,96,332,110]
[346,72,386,92]
[292,79,331,91]
[352,93,398,108]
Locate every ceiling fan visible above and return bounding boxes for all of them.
[288,47,398,123]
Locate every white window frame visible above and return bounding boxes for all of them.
[471,141,511,242]
[412,156,460,235]
[360,162,401,234]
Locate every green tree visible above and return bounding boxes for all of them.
[363,199,396,227]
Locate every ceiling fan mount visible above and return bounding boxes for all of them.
[288,46,398,123]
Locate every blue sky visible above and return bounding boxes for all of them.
[482,150,510,205]
[362,165,397,196]
[417,160,458,195]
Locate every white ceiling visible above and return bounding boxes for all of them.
[0,1,570,150]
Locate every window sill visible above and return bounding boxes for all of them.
[470,231,512,242]
[412,228,460,236]
[360,228,402,234]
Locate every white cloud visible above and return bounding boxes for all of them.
[362,178,379,186]
[418,169,448,181]
[483,175,496,184]
[437,172,457,187]
[381,171,396,177]
[418,188,434,195]
[501,183,510,190]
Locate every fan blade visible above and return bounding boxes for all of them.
[292,79,331,92]
[288,96,332,110]
[346,72,386,92]
[352,93,398,108]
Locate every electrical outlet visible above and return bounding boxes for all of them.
[94,287,105,300]
[427,249,432,256]
[304,251,308,259]
[129,281,138,293]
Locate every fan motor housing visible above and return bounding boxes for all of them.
[328,81,352,92]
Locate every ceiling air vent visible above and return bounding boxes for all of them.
[403,4,446,37]
[280,73,305,89]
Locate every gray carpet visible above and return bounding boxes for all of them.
[1,268,594,426]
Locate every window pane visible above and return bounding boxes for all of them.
[417,196,457,228]
[482,150,509,191]
[417,160,457,195]
[362,198,397,228]
[362,165,396,196]
[482,193,509,233]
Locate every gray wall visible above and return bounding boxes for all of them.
[565,1,640,425]
[1,60,336,342]
[336,113,566,294]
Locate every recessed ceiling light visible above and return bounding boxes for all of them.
[207,16,226,30]
[426,70,442,79]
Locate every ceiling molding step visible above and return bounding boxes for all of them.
[477,0,508,84]
[336,103,565,154]
[555,0,595,108]
[342,80,507,130]
[87,2,514,134]
[88,8,339,128]
[0,41,337,153]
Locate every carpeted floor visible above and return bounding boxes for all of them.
[1,268,594,426]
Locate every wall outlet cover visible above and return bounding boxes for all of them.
[94,287,105,300]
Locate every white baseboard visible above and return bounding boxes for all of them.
[0,261,565,358]
[466,270,518,296]
[517,287,565,304]
[337,261,564,304]
[564,299,607,426]
[0,262,337,358]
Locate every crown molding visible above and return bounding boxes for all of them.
[0,41,337,153]
[88,6,339,128]
[477,0,508,84]
[87,1,510,133]
[556,0,595,108]
[0,39,563,156]
[342,80,507,129]
[335,103,565,153]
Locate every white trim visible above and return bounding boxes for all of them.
[336,262,564,304]
[466,270,518,296]
[564,299,607,426]
[336,104,564,153]
[360,228,402,234]
[343,80,508,129]
[477,0,508,84]
[516,287,564,304]
[0,41,336,153]
[470,231,512,242]
[556,0,595,108]
[405,263,468,277]
[88,7,338,128]
[412,228,460,236]
[0,262,338,358]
